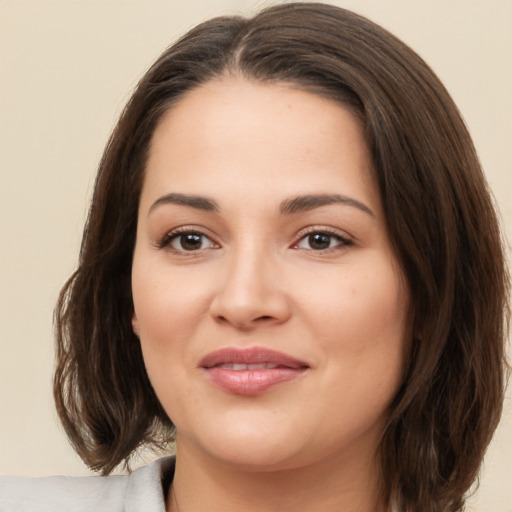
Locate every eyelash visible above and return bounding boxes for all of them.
[157,227,218,253]
[292,227,353,252]
[157,226,353,254]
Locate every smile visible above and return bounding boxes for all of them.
[199,347,309,395]
[216,363,281,370]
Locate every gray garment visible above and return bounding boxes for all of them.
[0,456,174,512]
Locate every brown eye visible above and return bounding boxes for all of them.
[168,231,216,252]
[296,231,351,251]
[307,233,332,250]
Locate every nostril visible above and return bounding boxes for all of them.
[209,292,291,329]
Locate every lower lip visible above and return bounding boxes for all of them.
[203,367,306,395]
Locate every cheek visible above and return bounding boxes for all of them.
[132,270,207,419]
[132,264,211,346]
[325,273,409,413]
[302,260,410,382]
[309,265,407,336]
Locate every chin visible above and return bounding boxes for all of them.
[177,420,310,472]
[207,445,306,473]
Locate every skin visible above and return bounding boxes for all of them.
[131,77,411,512]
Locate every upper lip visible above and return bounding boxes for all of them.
[199,347,309,369]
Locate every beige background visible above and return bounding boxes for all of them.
[1,0,511,510]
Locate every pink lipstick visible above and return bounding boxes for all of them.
[199,347,309,395]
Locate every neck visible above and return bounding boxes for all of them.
[167,438,387,512]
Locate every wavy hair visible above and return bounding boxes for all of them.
[54,3,509,511]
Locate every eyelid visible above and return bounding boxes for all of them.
[291,225,354,251]
[156,225,220,253]
[154,224,353,254]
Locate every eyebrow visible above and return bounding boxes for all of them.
[279,194,374,217]
[149,193,219,215]
[148,192,374,217]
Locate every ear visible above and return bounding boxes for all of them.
[132,311,140,337]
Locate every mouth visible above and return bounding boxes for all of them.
[215,363,289,370]
[199,347,309,395]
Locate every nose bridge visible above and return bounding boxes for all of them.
[227,239,270,296]
[210,237,289,328]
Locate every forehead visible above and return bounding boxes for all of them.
[142,78,379,214]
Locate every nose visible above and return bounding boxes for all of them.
[209,246,292,330]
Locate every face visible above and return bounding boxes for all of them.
[132,78,410,473]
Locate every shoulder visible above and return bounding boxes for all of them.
[0,456,175,512]
[0,472,128,512]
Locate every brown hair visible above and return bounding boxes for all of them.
[54,3,510,511]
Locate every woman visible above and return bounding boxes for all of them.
[1,3,508,511]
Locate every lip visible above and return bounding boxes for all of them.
[199,347,309,396]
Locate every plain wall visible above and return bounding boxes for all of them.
[1,1,511,511]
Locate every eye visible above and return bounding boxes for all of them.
[159,230,219,252]
[295,231,352,251]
